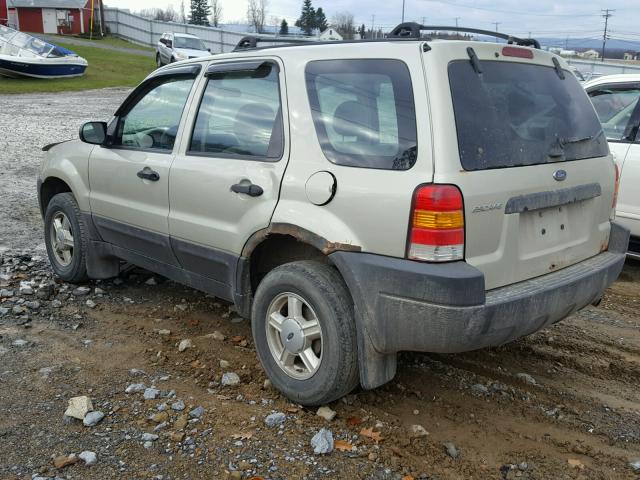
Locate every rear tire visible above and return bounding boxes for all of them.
[44,193,89,283]
[251,261,359,406]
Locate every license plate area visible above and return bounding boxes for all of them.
[518,202,590,259]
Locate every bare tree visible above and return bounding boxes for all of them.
[247,0,268,33]
[271,15,280,33]
[138,7,177,22]
[180,0,186,23]
[331,11,355,39]
[210,0,222,27]
[164,5,178,22]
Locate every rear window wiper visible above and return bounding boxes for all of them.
[559,135,594,147]
[547,135,595,160]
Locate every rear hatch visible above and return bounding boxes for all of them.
[424,42,616,290]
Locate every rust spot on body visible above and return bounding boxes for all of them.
[242,223,361,257]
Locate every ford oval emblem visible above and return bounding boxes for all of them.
[553,169,567,182]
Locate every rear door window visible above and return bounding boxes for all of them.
[189,62,283,160]
[449,60,609,171]
[305,59,417,170]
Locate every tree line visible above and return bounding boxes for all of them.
[138,0,362,39]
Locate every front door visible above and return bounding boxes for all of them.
[89,72,198,264]
[42,9,57,34]
[168,59,289,291]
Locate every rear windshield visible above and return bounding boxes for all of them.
[449,60,608,171]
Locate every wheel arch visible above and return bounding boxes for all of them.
[234,223,361,316]
[39,176,74,216]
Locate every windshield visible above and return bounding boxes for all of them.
[174,36,206,50]
[449,60,608,171]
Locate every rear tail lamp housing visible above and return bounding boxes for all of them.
[407,184,465,262]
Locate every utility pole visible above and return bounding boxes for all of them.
[455,17,460,40]
[371,14,375,39]
[402,0,405,23]
[421,16,426,25]
[493,22,501,42]
[601,9,614,62]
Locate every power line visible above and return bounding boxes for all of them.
[601,9,615,62]
[417,0,602,17]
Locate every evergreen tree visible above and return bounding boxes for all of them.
[358,23,366,39]
[279,18,289,35]
[189,0,211,26]
[295,0,315,36]
[314,7,328,32]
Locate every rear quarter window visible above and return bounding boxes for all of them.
[305,59,418,170]
[449,60,608,171]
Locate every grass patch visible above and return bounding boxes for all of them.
[0,41,155,94]
[51,34,155,52]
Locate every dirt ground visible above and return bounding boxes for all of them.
[0,90,639,480]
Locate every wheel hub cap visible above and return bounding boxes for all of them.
[265,292,323,380]
[49,211,74,267]
[279,318,305,354]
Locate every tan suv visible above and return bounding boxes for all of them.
[37,23,629,406]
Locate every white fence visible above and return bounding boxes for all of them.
[567,58,640,77]
[104,8,286,54]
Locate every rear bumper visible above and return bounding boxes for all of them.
[330,222,629,387]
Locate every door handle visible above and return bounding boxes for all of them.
[137,167,160,182]
[231,183,263,197]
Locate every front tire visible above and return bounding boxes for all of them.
[44,193,89,283]
[156,53,163,68]
[251,261,359,406]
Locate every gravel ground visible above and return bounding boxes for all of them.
[1,90,640,480]
[0,89,129,252]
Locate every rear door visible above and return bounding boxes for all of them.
[587,81,640,240]
[427,45,616,290]
[168,58,289,288]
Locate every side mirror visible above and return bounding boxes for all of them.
[79,121,107,145]
[166,40,173,48]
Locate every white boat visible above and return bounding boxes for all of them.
[0,25,88,79]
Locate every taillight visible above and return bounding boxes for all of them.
[612,162,620,209]
[407,185,464,262]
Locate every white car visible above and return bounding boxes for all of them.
[585,75,640,257]
[156,32,210,67]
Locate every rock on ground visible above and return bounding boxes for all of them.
[79,451,97,466]
[311,428,334,454]
[83,411,104,427]
[125,383,146,393]
[221,372,240,386]
[265,412,286,428]
[444,442,460,459]
[316,406,336,421]
[64,396,93,420]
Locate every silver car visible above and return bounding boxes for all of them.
[156,32,210,67]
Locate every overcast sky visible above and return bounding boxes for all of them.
[104,0,640,44]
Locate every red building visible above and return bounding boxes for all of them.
[0,0,7,25]
[5,0,104,35]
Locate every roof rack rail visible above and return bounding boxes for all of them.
[234,36,310,51]
[388,22,541,49]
